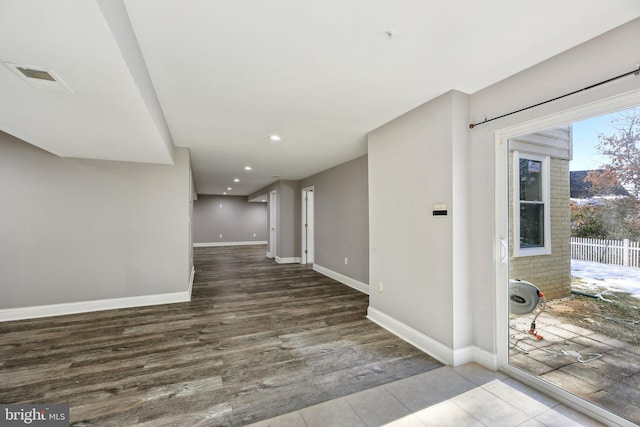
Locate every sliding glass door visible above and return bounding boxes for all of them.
[500,106,640,426]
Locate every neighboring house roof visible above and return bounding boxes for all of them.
[570,170,630,198]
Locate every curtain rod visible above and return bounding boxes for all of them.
[469,65,640,129]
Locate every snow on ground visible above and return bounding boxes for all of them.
[572,260,640,299]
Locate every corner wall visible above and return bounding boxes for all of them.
[248,180,300,260]
[279,181,301,259]
[0,132,192,315]
[368,90,471,361]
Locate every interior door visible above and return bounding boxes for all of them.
[269,190,277,258]
[306,190,314,263]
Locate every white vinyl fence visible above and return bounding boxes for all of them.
[571,237,640,267]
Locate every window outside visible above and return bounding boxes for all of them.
[519,158,544,248]
[513,151,550,256]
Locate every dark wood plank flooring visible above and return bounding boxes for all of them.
[0,245,441,426]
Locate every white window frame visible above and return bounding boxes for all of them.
[513,150,551,257]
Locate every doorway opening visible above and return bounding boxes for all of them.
[497,97,640,426]
[301,186,314,264]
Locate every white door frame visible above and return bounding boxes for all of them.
[495,90,640,427]
[301,186,315,264]
[268,190,277,258]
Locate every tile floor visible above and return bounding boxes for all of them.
[247,363,606,427]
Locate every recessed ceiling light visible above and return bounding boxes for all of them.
[223,192,228,195]
[244,166,252,171]
[269,134,281,142]
[261,199,266,202]
[227,187,232,191]
[233,178,240,182]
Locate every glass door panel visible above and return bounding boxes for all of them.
[507,108,640,425]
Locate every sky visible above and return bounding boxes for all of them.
[570,109,628,171]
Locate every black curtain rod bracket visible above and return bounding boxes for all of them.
[469,64,640,129]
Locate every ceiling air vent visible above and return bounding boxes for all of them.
[2,62,73,93]
[17,67,56,81]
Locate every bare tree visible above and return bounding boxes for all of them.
[586,107,640,197]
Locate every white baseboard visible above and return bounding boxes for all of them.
[193,241,267,247]
[453,345,499,370]
[367,306,453,365]
[266,251,273,258]
[366,307,499,368]
[313,264,369,295]
[0,290,191,322]
[276,256,301,264]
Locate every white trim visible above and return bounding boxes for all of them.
[301,185,315,264]
[275,256,301,264]
[367,307,453,365]
[188,265,195,298]
[313,264,369,295]
[266,251,273,258]
[493,88,640,140]
[512,151,551,257]
[367,307,499,369]
[495,130,510,378]
[193,241,267,247]
[453,345,499,370]
[269,190,277,258]
[0,291,191,322]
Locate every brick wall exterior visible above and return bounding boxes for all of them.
[509,157,571,300]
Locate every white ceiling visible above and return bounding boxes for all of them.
[2,1,640,195]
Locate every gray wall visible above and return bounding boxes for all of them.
[368,91,469,350]
[249,180,300,259]
[193,195,267,243]
[300,155,368,285]
[0,132,192,309]
[250,157,368,283]
[280,180,301,258]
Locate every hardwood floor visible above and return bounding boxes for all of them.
[0,245,442,426]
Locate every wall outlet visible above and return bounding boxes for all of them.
[378,282,384,293]
[219,234,223,238]
[252,233,256,237]
[344,257,348,265]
